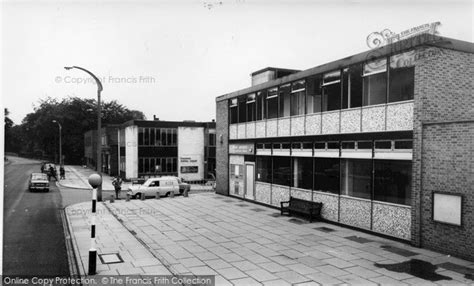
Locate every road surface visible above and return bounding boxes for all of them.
[3,157,70,276]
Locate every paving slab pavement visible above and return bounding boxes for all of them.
[65,192,474,285]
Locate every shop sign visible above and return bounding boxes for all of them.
[229,143,254,155]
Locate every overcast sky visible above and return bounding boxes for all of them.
[2,0,473,125]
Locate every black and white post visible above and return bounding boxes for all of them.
[88,174,102,275]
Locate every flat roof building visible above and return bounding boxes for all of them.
[215,35,473,260]
[118,119,216,181]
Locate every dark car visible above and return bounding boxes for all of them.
[29,173,50,192]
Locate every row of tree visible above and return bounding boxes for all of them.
[4,97,145,164]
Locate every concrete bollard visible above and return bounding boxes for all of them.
[183,188,188,197]
[141,193,146,200]
[170,191,174,198]
[110,195,115,203]
[156,192,160,199]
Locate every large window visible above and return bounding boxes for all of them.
[246,94,256,122]
[293,157,312,189]
[322,71,341,111]
[256,156,272,183]
[374,160,412,205]
[314,158,340,194]
[341,159,372,199]
[229,99,238,124]
[138,128,144,145]
[279,84,291,117]
[291,80,305,116]
[389,52,415,103]
[272,156,291,186]
[139,157,177,174]
[343,65,363,109]
[306,75,322,114]
[363,58,387,106]
[266,88,279,119]
[256,90,267,121]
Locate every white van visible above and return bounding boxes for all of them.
[128,176,180,199]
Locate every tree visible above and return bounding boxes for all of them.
[18,96,144,164]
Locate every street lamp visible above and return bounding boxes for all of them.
[52,120,62,166]
[64,65,104,201]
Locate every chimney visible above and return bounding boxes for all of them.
[153,115,159,121]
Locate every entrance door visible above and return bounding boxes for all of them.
[245,163,255,200]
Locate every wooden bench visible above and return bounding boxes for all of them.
[280,197,323,222]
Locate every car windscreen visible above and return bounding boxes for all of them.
[32,174,47,180]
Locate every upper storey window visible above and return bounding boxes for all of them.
[267,87,279,119]
[389,51,415,103]
[291,80,306,116]
[363,58,387,106]
[246,93,256,122]
[229,98,238,124]
[322,70,341,111]
[279,84,291,117]
[306,75,322,114]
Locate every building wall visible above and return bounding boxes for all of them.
[125,125,138,179]
[412,47,474,260]
[178,126,205,181]
[216,100,229,195]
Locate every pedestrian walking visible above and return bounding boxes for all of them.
[60,165,66,180]
[112,176,122,199]
[49,165,58,181]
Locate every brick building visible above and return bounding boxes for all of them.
[215,35,473,260]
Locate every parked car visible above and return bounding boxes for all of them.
[29,173,50,192]
[128,176,182,199]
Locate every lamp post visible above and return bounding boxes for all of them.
[65,66,103,201]
[52,120,62,166]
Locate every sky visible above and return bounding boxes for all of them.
[1,0,473,125]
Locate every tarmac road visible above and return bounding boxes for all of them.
[3,157,70,276]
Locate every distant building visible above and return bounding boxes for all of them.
[117,119,216,181]
[84,124,120,176]
[215,35,474,260]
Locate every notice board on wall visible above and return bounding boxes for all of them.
[433,192,462,226]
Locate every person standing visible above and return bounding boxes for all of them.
[60,165,66,180]
[112,176,123,199]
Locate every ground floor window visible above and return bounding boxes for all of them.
[314,158,340,194]
[293,157,313,189]
[341,159,372,199]
[374,160,412,205]
[256,156,272,183]
[251,155,411,206]
[273,156,291,186]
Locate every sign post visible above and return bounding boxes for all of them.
[88,174,102,275]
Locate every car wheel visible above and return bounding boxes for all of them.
[179,189,184,195]
[165,192,170,197]
[134,193,141,199]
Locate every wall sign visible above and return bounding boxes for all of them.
[229,143,254,155]
[433,192,462,226]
